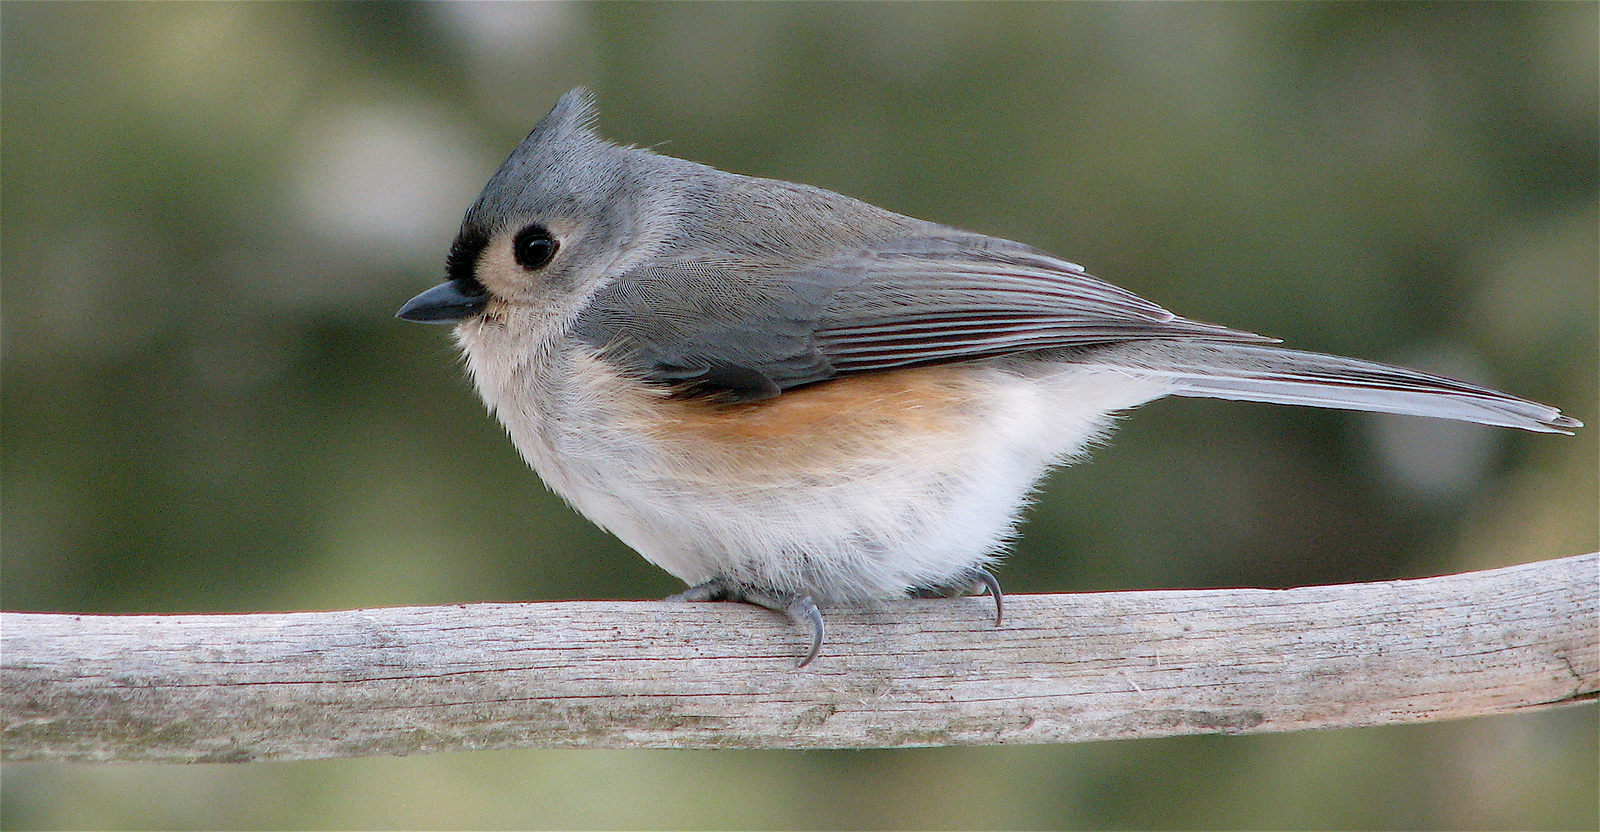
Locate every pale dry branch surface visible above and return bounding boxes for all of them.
[3,553,1595,763]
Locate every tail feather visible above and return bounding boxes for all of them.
[1088,342,1581,434]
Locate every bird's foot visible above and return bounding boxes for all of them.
[667,578,825,668]
[909,569,1004,626]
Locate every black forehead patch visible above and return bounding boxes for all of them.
[446,229,490,286]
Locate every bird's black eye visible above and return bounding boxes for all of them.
[513,225,558,270]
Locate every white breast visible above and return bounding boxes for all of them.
[458,317,1170,602]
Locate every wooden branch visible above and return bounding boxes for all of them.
[3,553,1595,763]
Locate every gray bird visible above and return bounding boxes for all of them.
[399,88,1579,666]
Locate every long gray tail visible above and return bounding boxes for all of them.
[1087,341,1581,434]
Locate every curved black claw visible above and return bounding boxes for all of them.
[974,571,1004,627]
[910,569,1004,627]
[755,590,824,669]
[666,578,825,668]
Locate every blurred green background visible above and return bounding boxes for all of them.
[2,2,1595,829]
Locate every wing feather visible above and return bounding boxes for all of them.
[810,233,1269,373]
[574,228,1268,399]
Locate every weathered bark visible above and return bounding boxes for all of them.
[3,553,1595,762]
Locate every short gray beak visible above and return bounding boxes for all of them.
[397,279,488,324]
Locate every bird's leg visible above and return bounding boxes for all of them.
[666,577,825,668]
[909,569,1004,627]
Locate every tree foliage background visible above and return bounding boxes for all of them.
[2,2,1595,829]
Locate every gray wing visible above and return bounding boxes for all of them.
[571,260,851,401]
[573,230,1269,402]
[811,233,1268,374]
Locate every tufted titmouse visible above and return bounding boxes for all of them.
[399,89,1579,666]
